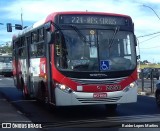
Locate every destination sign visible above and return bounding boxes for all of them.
[59,15,131,26]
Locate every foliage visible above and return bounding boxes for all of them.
[0,45,12,54]
[139,64,160,69]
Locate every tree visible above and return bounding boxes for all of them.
[143,60,149,64]
[0,43,12,54]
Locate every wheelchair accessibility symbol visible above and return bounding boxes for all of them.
[100,60,110,71]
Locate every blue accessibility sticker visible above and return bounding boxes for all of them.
[100,60,110,71]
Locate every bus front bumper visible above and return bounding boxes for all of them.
[55,85,137,106]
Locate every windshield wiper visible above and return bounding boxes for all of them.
[62,24,87,44]
[108,27,119,49]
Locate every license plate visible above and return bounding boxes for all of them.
[93,93,107,98]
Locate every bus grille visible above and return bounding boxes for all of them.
[76,96,122,104]
[70,77,127,85]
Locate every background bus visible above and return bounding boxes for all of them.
[0,53,13,77]
[12,11,137,111]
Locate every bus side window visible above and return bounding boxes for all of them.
[32,31,38,43]
[30,44,37,57]
[18,37,26,58]
[37,43,45,57]
[31,31,38,57]
[18,49,22,56]
[39,28,44,41]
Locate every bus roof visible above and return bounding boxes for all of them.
[45,11,131,21]
[54,11,130,16]
[12,11,132,40]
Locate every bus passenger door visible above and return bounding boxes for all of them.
[45,29,54,104]
[13,40,21,89]
[25,36,34,98]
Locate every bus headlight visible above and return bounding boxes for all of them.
[55,83,73,93]
[123,82,137,92]
[130,83,135,88]
[130,81,137,88]
[60,84,66,90]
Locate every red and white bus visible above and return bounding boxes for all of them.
[12,11,137,110]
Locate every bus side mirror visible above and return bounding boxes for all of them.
[137,55,140,59]
[47,32,54,44]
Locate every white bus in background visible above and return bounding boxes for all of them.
[0,53,13,77]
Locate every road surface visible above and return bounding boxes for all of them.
[0,77,160,130]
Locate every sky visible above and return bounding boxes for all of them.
[0,0,160,62]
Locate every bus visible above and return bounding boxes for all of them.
[0,53,13,77]
[12,11,137,110]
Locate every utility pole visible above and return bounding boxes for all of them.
[136,38,141,70]
[21,8,23,29]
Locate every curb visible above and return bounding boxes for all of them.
[138,91,155,97]
[138,92,147,95]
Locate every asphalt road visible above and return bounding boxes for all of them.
[0,77,160,130]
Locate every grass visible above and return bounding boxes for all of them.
[139,64,160,69]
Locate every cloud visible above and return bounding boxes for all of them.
[1,0,160,35]
[0,0,160,62]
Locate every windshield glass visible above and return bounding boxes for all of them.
[54,29,136,72]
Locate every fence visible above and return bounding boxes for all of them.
[139,68,159,94]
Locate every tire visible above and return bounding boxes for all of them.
[156,91,160,107]
[36,82,47,103]
[22,81,30,100]
[3,74,8,77]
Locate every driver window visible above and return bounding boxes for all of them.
[55,31,68,69]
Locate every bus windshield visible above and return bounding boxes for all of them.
[54,29,136,72]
